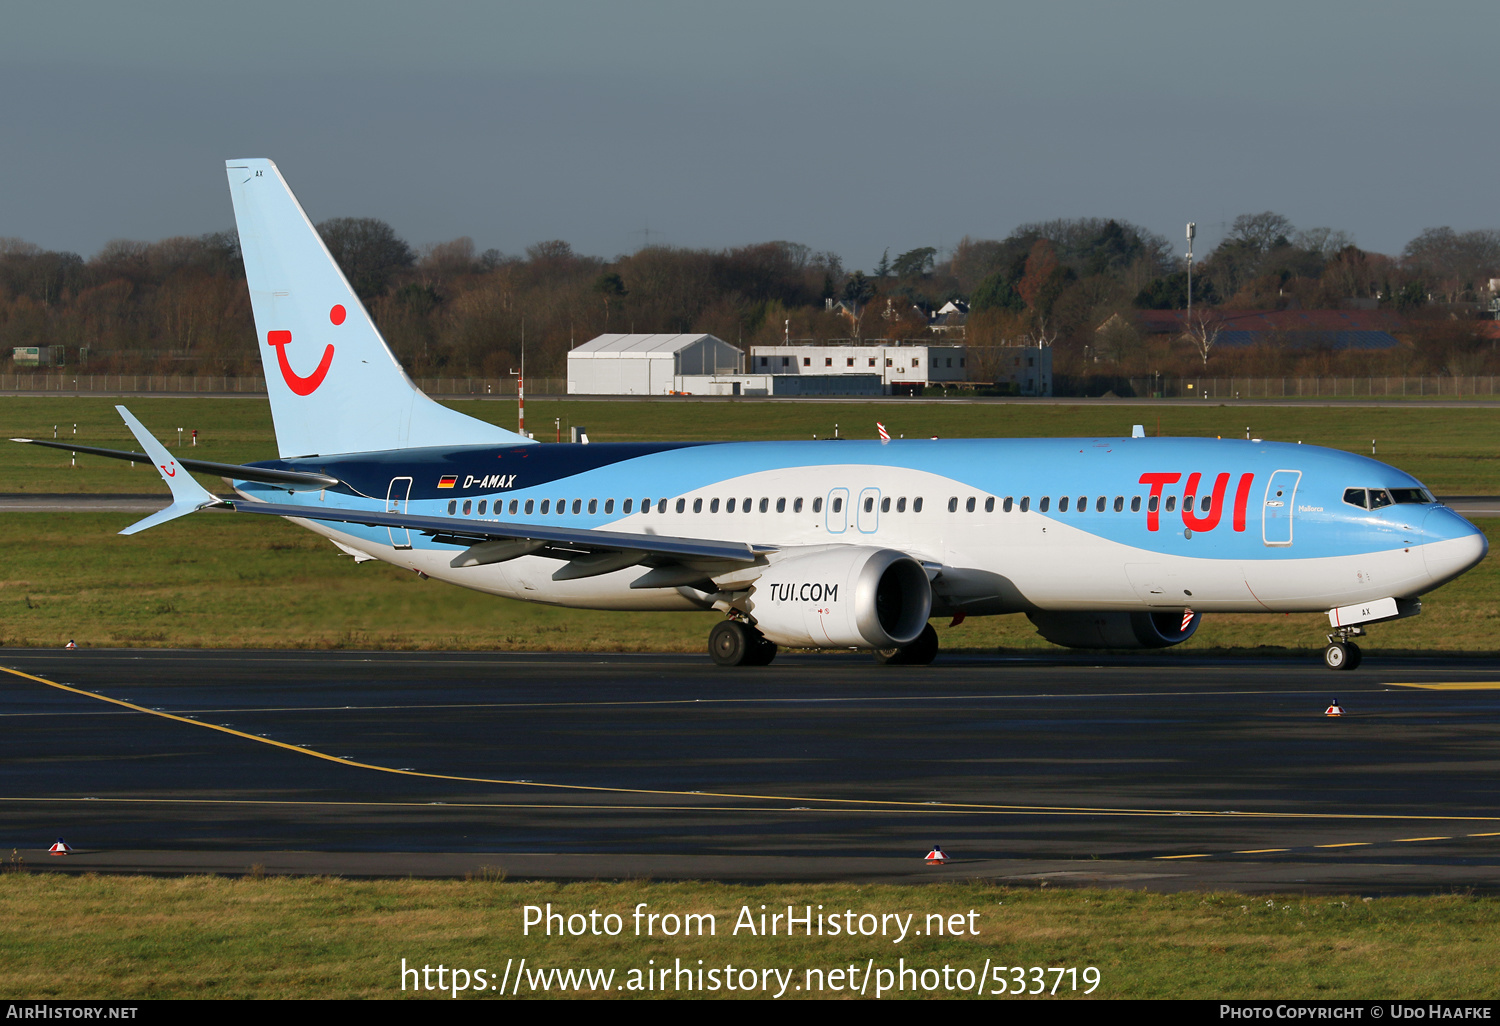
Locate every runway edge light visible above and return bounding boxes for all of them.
[48,838,72,855]
[64,639,77,649]
[925,845,948,865]
[1325,700,1344,717]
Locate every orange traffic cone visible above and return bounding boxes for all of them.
[1325,700,1344,717]
[48,838,72,855]
[925,845,948,865]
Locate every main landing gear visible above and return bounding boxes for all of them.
[1323,627,1364,672]
[876,623,939,666]
[708,620,777,667]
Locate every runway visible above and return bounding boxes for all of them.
[3,648,1500,893]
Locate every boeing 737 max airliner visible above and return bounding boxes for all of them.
[14,159,1488,670]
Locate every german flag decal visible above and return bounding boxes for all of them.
[437,475,458,489]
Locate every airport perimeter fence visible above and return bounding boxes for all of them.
[1116,376,1500,399]
[2,373,1498,399]
[0,375,567,396]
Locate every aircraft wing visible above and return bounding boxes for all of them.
[9,438,339,489]
[230,499,776,568]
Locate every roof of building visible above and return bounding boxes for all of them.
[1120,309,1407,350]
[570,333,733,357]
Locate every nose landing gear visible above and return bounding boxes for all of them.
[1323,626,1365,671]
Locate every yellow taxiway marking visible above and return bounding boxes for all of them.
[1468,832,1500,837]
[1315,842,1371,848]
[1388,682,1500,690]
[7,663,1500,824]
[1155,854,1213,859]
[1392,836,1450,842]
[1233,848,1290,854]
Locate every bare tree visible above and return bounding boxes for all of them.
[1184,309,1224,365]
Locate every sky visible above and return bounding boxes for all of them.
[1,0,1494,271]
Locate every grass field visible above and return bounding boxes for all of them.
[1,875,1495,999]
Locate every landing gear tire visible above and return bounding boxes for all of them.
[876,623,939,666]
[745,636,778,666]
[1324,641,1361,671]
[709,621,776,667]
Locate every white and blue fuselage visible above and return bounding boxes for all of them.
[237,435,1484,622]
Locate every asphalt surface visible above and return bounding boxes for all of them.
[3,648,1500,893]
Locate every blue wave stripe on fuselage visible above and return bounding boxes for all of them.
[239,437,1444,560]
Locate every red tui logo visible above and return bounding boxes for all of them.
[266,330,334,396]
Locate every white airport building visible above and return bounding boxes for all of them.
[566,334,744,395]
[749,343,968,395]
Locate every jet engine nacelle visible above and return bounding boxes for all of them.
[746,546,932,649]
[1026,609,1202,649]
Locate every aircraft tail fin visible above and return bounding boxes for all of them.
[224,159,532,458]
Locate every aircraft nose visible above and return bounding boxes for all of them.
[1421,507,1488,587]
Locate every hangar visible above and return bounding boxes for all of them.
[567,334,744,395]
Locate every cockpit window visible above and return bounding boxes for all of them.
[1345,486,1434,509]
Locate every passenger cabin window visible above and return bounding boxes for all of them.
[1114,496,1124,512]
[540,499,550,514]
[659,499,668,513]
[741,497,751,513]
[462,500,472,515]
[984,497,994,512]
[864,496,874,513]
[524,499,534,515]
[1059,496,1070,512]
[676,498,686,513]
[478,500,487,515]
[777,497,787,513]
[913,497,924,512]
[604,499,614,514]
[509,499,519,515]
[794,497,803,513]
[710,498,719,513]
[1019,496,1030,512]
[896,497,906,513]
[1095,496,1105,512]
[965,497,976,512]
[832,497,843,513]
[693,498,702,513]
[1039,496,1050,512]
[623,499,633,514]
[727,498,737,513]
[1165,496,1176,512]
[948,497,958,512]
[448,500,457,514]
[880,497,890,513]
[1147,496,1158,512]
[1130,496,1140,512]
[572,499,582,514]
[759,498,769,513]
[1076,496,1085,511]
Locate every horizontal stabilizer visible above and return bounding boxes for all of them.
[114,406,228,534]
[10,437,339,489]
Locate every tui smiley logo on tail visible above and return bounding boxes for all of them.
[266,305,343,396]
